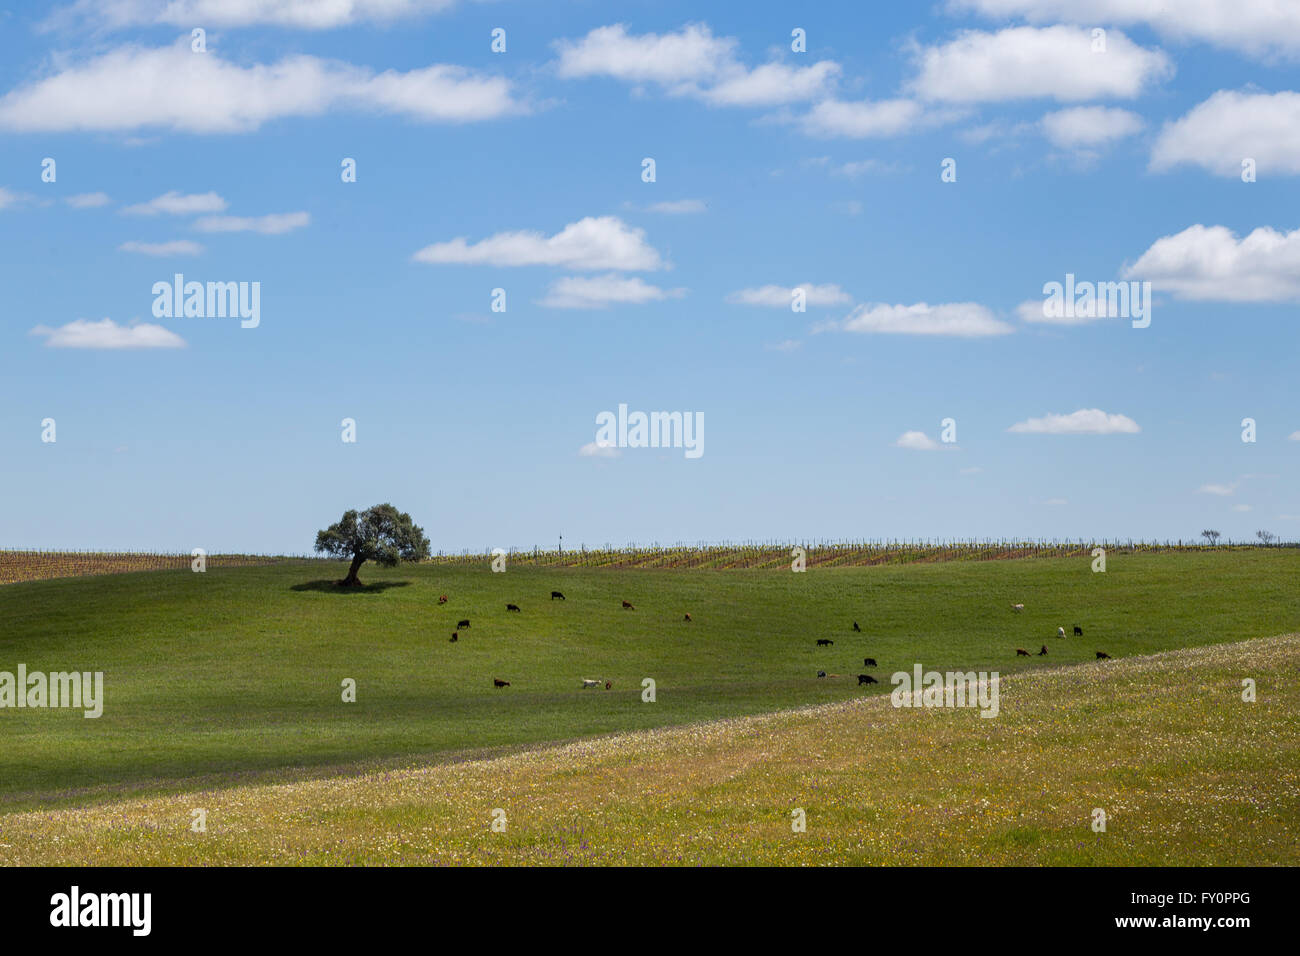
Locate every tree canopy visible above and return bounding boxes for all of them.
[314,503,430,586]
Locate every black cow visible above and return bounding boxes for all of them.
[506,603,521,612]
[493,678,510,688]
[858,674,878,685]
[1073,625,1083,636]
[457,619,471,629]
[852,621,861,632]
[1096,651,1111,660]
[863,657,877,667]
[816,639,833,647]
[551,591,565,600]
[622,600,635,610]
[817,670,827,678]
[449,633,458,643]
[1016,648,1030,657]
[1038,645,1048,656]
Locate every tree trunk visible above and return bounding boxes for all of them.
[340,553,365,586]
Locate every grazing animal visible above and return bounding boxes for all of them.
[493,678,510,688]
[1016,648,1030,657]
[863,657,877,667]
[506,603,520,612]
[621,600,634,609]
[1011,603,1025,612]
[1038,645,1048,656]
[816,639,834,647]
[581,679,601,689]
[1096,651,1111,660]
[457,619,471,629]
[449,633,458,643]
[683,613,692,622]
[853,621,861,633]
[1073,625,1083,636]
[551,591,565,600]
[437,595,448,605]
[1057,626,1066,638]
[858,674,878,685]
[605,681,612,690]
[817,670,827,678]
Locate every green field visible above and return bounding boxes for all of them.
[1,549,1297,820]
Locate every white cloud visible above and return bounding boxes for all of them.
[1008,409,1140,434]
[834,159,902,177]
[538,274,684,309]
[0,45,522,134]
[1150,90,1300,177]
[1232,503,1253,512]
[1123,224,1300,302]
[1198,483,1238,496]
[29,318,185,349]
[1289,431,1300,441]
[118,239,204,256]
[908,26,1171,103]
[52,0,458,30]
[66,191,111,208]
[701,60,841,107]
[798,98,926,138]
[578,440,620,459]
[0,187,19,209]
[1015,298,1110,325]
[1041,106,1143,148]
[727,283,851,308]
[122,191,227,216]
[645,199,707,214]
[895,430,942,450]
[554,23,837,107]
[765,339,802,352]
[826,302,1013,337]
[949,0,1300,58]
[413,216,664,271]
[194,211,310,234]
[1045,497,1070,506]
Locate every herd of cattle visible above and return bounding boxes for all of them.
[439,591,1112,690]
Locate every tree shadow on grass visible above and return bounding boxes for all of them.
[290,580,412,594]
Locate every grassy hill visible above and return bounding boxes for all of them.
[0,550,1297,812]
[2,634,1295,866]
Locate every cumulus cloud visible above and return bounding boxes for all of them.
[894,431,942,450]
[413,216,665,271]
[29,318,185,349]
[1198,483,1238,496]
[0,45,522,133]
[578,440,620,458]
[118,239,204,256]
[825,302,1013,337]
[1041,106,1143,148]
[194,211,310,234]
[1007,409,1140,434]
[727,283,851,308]
[1014,298,1111,325]
[1150,90,1300,177]
[1290,431,1300,441]
[66,191,111,208]
[50,0,458,30]
[122,191,227,216]
[1123,224,1300,302]
[538,274,685,309]
[798,98,926,138]
[644,199,707,214]
[949,0,1300,58]
[908,26,1171,103]
[554,23,838,107]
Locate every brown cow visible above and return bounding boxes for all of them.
[1016,648,1030,657]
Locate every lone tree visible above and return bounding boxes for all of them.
[315,503,430,586]
[1256,530,1277,547]
[1201,529,1221,546]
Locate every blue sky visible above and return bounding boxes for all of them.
[1,0,1297,554]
